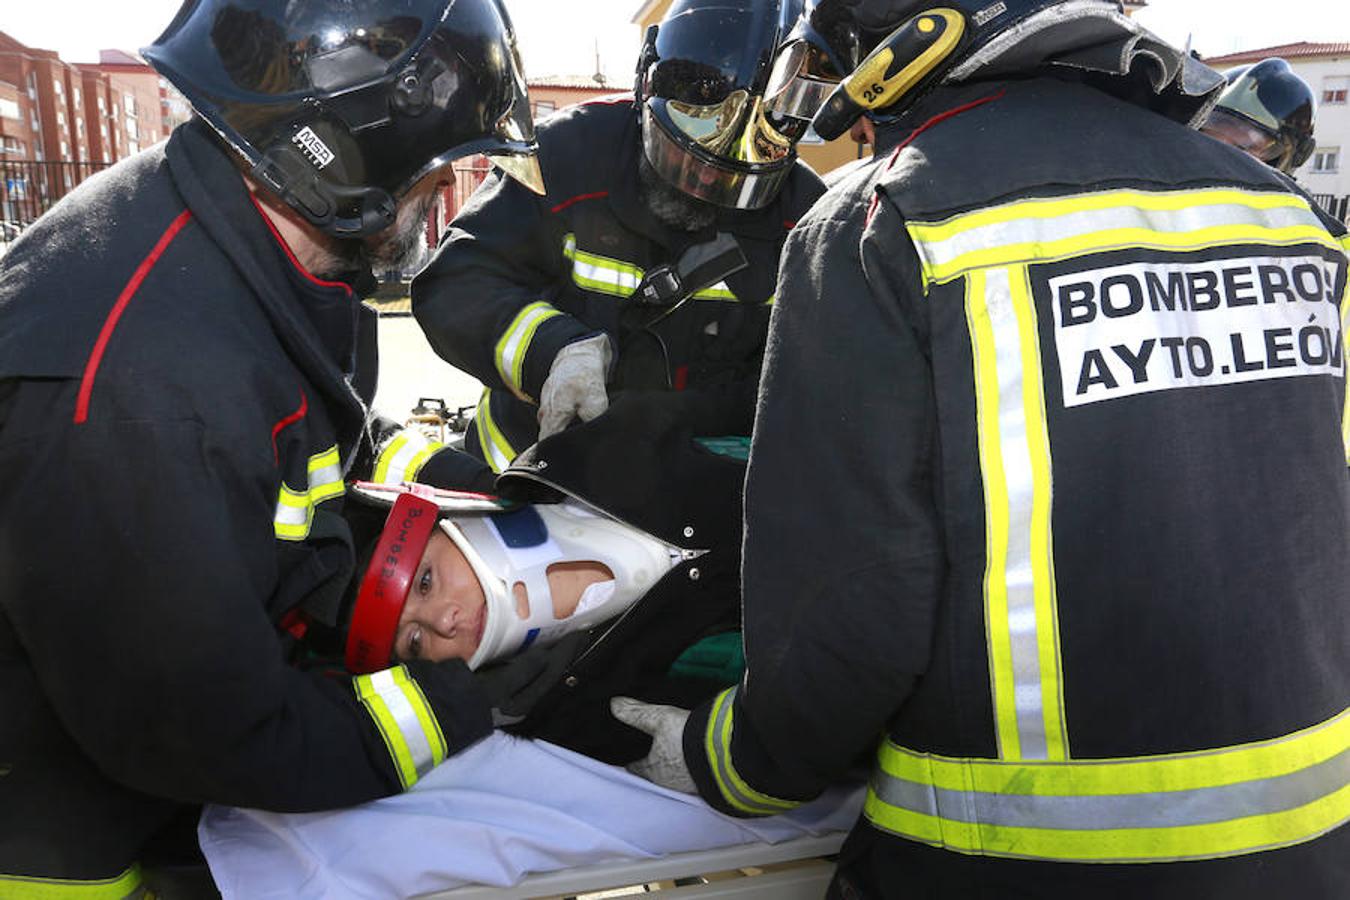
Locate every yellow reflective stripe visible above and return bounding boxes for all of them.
[907,189,1340,285]
[474,389,516,473]
[966,267,1066,761]
[865,707,1350,862]
[354,665,448,790]
[0,866,144,899]
[374,430,445,485]
[562,234,741,302]
[273,445,345,541]
[966,269,1019,758]
[912,188,1313,243]
[494,301,563,401]
[704,686,799,815]
[693,281,738,301]
[563,233,644,297]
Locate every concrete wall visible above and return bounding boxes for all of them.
[1285,56,1350,199]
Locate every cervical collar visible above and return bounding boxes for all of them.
[444,499,687,669]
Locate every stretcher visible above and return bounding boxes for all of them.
[199,733,862,899]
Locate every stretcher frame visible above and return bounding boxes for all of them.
[416,831,846,899]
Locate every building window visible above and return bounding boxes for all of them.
[1312,147,1341,173]
[128,139,140,154]
[27,72,37,98]
[125,93,137,117]
[533,99,557,118]
[97,95,105,112]
[1,136,21,155]
[0,97,19,120]
[126,118,138,140]
[73,87,81,107]
[53,78,63,96]
[57,110,65,127]
[60,140,69,157]
[1323,76,1349,105]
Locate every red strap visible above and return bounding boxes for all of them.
[551,190,610,214]
[345,492,440,673]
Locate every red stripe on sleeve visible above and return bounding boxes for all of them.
[551,191,610,214]
[74,209,194,425]
[270,390,309,465]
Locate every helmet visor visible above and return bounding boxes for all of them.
[1203,109,1284,163]
[764,38,842,123]
[643,100,793,210]
[650,4,782,104]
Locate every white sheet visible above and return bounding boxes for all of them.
[199,733,863,900]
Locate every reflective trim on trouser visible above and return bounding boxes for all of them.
[0,865,145,899]
[373,429,445,485]
[907,188,1340,286]
[494,301,563,401]
[354,665,448,790]
[865,706,1350,862]
[561,233,740,302]
[703,686,801,816]
[472,389,519,473]
[273,445,344,541]
[965,266,1066,762]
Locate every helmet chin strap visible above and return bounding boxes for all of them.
[253,144,397,239]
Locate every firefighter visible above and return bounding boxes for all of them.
[616,1,1350,897]
[0,0,559,895]
[410,0,856,471]
[1201,58,1317,176]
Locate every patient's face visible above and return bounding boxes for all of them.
[394,530,487,663]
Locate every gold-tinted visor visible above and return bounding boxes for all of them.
[642,101,792,210]
[658,91,799,166]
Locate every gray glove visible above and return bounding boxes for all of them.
[610,696,696,794]
[538,334,612,439]
[474,633,588,727]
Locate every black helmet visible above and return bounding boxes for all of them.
[811,0,1082,139]
[636,0,855,210]
[143,0,544,238]
[1204,59,1316,175]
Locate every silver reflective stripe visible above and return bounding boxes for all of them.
[369,668,438,780]
[909,189,1336,285]
[705,687,797,815]
[871,745,1350,832]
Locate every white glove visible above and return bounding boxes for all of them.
[610,696,696,794]
[537,334,612,439]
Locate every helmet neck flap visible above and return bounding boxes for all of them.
[812,0,1225,140]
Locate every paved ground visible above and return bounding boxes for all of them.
[371,311,483,425]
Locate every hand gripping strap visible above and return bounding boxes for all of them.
[346,489,440,673]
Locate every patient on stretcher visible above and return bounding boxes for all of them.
[320,394,748,764]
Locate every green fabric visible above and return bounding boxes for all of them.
[695,436,752,461]
[669,631,745,685]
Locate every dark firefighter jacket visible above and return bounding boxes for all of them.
[411,94,825,471]
[0,121,491,893]
[682,76,1350,898]
[493,391,746,765]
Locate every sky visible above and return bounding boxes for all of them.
[2,1,1348,78]
[1,0,644,83]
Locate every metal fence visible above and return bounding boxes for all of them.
[1,159,113,231]
[1311,193,1349,225]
